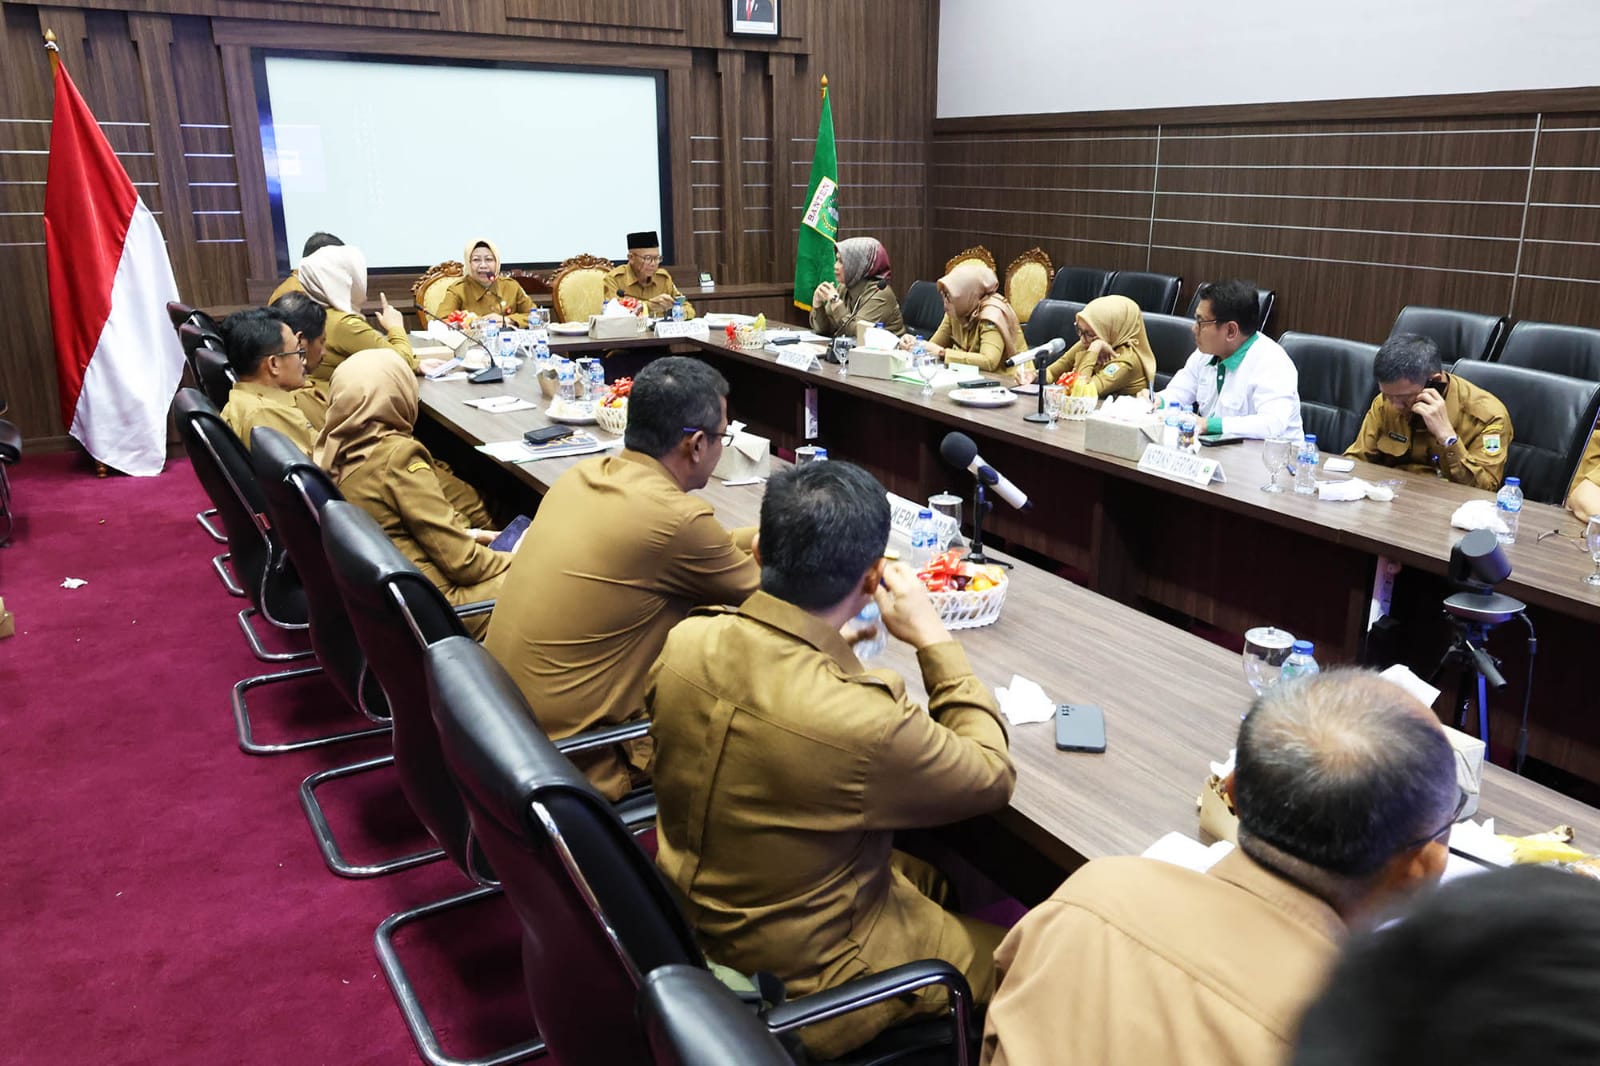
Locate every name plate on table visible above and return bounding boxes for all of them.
[776,348,822,371]
[886,492,961,547]
[1137,445,1227,486]
[654,320,710,341]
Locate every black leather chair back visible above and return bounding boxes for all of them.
[640,966,791,1066]
[901,280,944,338]
[1186,286,1277,333]
[1497,321,1600,382]
[167,301,194,330]
[1390,306,1507,364]
[178,320,225,362]
[1047,267,1112,304]
[1144,312,1197,391]
[174,389,303,624]
[1023,299,1084,349]
[429,635,701,1066]
[251,428,387,719]
[1279,333,1380,454]
[1105,271,1181,315]
[1450,362,1600,504]
[321,501,475,870]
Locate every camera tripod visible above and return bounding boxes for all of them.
[1426,591,1537,773]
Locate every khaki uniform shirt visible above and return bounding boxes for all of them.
[221,381,317,454]
[293,381,330,432]
[336,436,510,635]
[1567,428,1600,500]
[930,315,1026,373]
[313,309,417,383]
[647,591,1016,1058]
[1344,373,1511,490]
[434,276,534,327]
[1045,342,1151,398]
[809,280,905,337]
[483,450,757,801]
[602,263,695,319]
[269,271,304,304]
[982,850,1344,1066]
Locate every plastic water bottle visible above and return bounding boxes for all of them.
[1279,640,1321,683]
[496,332,520,377]
[851,601,886,660]
[1177,410,1198,451]
[1495,476,1523,545]
[534,334,551,368]
[670,296,685,322]
[1294,434,1320,495]
[556,359,577,404]
[912,336,927,362]
[586,359,606,396]
[1163,402,1185,449]
[910,509,940,570]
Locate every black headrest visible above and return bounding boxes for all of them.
[1451,361,1600,504]
[1390,306,1507,364]
[1024,299,1084,349]
[1048,266,1111,304]
[1499,321,1600,381]
[1143,312,1199,375]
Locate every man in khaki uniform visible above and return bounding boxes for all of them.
[602,230,695,318]
[981,670,1460,1066]
[647,460,1016,1060]
[1345,333,1511,490]
[484,356,756,801]
[1566,428,1600,521]
[269,230,343,304]
[434,237,534,327]
[271,291,331,431]
[217,308,317,452]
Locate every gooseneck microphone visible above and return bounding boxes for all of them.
[939,431,1031,510]
[1004,336,1067,369]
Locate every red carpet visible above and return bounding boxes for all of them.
[0,452,534,1065]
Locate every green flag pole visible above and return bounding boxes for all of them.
[793,75,838,313]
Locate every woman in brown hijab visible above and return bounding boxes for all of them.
[899,262,1025,372]
[809,236,904,337]
[1017,294,1157,398]
[315,349,511,636]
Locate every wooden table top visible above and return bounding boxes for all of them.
[420,369,1600,871]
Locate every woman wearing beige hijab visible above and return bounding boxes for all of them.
[899,262,1025,372]
[435,237,534,327]
[315,349,511,636]
[1017,294,1157,398]
[299,244,418,382]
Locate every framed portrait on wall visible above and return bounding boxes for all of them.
[728,0,780,38]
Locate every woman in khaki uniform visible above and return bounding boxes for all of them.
[315,349,510,636]
[809,236,904,337]
[900,262,1025,372]
[299,244,418,382]
[1017,294,1156,397]
[434,237,534,327]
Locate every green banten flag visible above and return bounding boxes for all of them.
[793,76,838,313]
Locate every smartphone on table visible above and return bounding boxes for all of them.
[1198,433,1245,447]
[1055,703,1107,753]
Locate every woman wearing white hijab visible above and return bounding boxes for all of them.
[298,244,417,382]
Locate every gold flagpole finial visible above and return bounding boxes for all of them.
[819,74,828,99]
[44,28,60,72]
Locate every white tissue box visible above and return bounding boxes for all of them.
[589,314,647,340]
[1084,413,1163,461]
[850,347,907,380]
[713,430,771,481]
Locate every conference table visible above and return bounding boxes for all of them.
[417,352,1600,898]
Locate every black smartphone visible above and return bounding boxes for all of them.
[1198,433,1245,447]
[488,514,531,551]
[1055,703,1107,753]
[524,425,573,446]
[956,379,1005,390]
[1427,375,1449,400]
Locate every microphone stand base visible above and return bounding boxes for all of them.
[1022,412,1052,424]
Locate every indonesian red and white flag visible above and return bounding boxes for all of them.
[45,49,184,477]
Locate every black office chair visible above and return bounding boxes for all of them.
[1023,299,1084,350]
[173,389,310,663]
[191,345,236,412]
[1104,271,1181,315]
[1186,286,1277,334]
[0,396,18,548]
[431,631,976,1066]
[901,280,944,339]
[1047,266,1112,304]
[1389,306,1508,364]
[242,428,391,758]
[169,300,223,338]
[1450,362,1600,505]
[640,965,794,1066]
[1279,333,1380,454]
[1143,313,1198,391]
[1497,321,1600,382]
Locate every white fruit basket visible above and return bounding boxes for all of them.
[1062,395,1097,420]
[926,573,1008,630]
[595,400,628,436]
[731,323,768,350]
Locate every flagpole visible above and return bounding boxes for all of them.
[43,28,59,74]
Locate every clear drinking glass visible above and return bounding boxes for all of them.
[1242,626,1297,695]
[1262,436,1296,493]
[1042,385,1067,430]
[1586,516,1600,586]
[916,352,940,397]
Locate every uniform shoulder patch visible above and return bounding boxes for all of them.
[1102,363,1121,377]
[1483,433,1502,457]
[405,460,431,474]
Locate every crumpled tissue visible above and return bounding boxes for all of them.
[1316,478,1396,502]
[1098,395,1154,422]
[1451,498,1509,534]
[995,674,1055,725]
